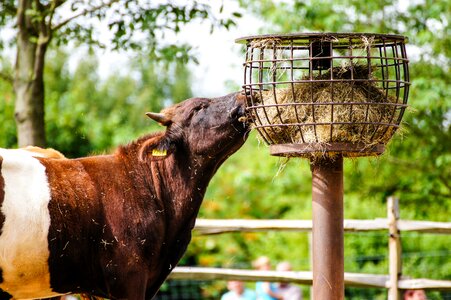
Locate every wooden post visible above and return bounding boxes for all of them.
[388,196,402,300]
[311,157,344,300]
[308,232,313,300]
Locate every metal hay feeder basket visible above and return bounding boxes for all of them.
[236,33,410,158]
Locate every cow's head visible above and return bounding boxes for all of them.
[140,92,249,163]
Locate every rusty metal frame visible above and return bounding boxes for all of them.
[237,33,410,157]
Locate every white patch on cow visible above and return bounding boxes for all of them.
[0,149,62,298]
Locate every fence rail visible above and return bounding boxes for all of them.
[194,218,451,235]
[169,267,451,291]
[170,198,451,299]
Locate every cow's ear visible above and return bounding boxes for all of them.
[139,134,175,161]
[140,111,175,161]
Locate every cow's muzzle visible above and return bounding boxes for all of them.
[231,93,249,123]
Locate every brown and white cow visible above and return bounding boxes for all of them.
[0,92,249,300]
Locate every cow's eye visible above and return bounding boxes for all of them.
[194,103,208,112]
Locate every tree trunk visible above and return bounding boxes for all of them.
[14,0,48,147]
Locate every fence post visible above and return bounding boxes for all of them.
[388,196,402,300]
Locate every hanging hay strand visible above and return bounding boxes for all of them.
[250,64,398,147]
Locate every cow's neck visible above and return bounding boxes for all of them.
[119,139,220,234]
[154,153,217,223]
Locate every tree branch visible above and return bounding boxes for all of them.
[33,0,50,40]
[16,0,27,29]
[52,0,120,31]
[42,0,65,11]
[46,0,61,33]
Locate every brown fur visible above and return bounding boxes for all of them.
[7,92,249,299]
[0,156,4,241]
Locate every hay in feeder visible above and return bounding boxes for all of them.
[251,64,398,147]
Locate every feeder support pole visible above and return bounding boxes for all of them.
[388,196,401,300]
[311,156,344,300]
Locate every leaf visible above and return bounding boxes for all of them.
[232,12,242,18]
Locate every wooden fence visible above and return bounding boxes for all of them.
[168,197,451,299]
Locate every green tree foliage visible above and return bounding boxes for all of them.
[0,48,193,157]
[0,62,16,147]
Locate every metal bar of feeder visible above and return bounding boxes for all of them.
[311,157,344,300]
[270,143,385,157]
